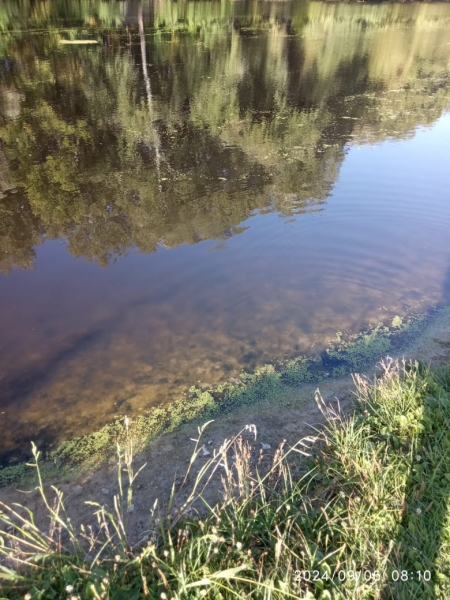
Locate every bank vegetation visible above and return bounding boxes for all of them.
[1,357,450,599]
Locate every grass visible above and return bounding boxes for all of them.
[1,357,450,599]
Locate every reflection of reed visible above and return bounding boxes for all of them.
[138,4,163,191]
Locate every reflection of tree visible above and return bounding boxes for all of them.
[0,0,125,31]
[3,102,90,221]
[1,0,450,272]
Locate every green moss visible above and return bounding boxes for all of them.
[0,462,31,487]
[331,365,348,378]
[222,366,282,409]
[325,324,392,373]
[281,357,318,385]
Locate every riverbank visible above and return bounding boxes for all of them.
[2,305,450,490]
[0,306,449,523]
[2,355,450,599]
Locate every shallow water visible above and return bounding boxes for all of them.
[1,1,450,462]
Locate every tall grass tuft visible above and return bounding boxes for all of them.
[1,358,450,599]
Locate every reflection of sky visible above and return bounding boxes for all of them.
[313,114,450,303]
[1,113,450,460]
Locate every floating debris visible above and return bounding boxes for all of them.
[59,40,98,45]
[261,442,271,450]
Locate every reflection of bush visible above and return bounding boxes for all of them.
[0,187,43,274]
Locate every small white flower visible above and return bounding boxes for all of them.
[415,455,422,462]
[236,541,242,550]
[65,585,74,593]
[24,594,32,600]
[416,508,422,515]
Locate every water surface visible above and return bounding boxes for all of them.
[1,0,450,461]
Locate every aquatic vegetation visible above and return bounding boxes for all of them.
[325,324,392,374]
[322,312,432,377]
[281,357,318,386]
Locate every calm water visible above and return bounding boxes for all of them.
[1,1,450,462]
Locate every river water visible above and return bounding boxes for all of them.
[1,1,450,462]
